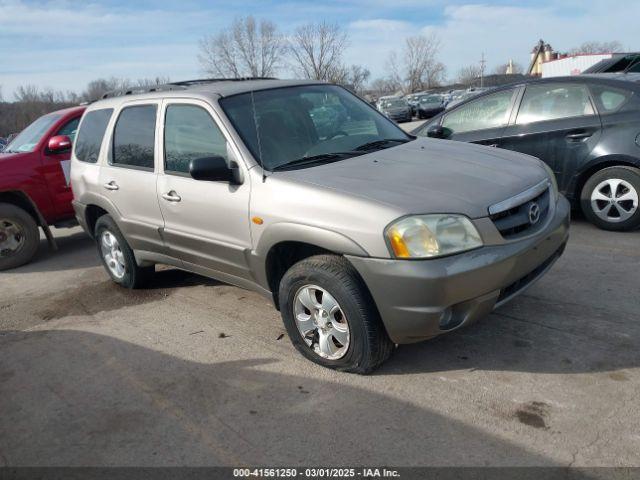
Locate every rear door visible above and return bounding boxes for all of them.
[437,87,520,146]
[41,115,81,218]
[98,101,167,254]
[499,82,602,192]
[156,99,253,282]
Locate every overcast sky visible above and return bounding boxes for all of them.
[1,0,638,99]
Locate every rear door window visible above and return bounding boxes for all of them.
[74,109,113,163]
[516,84,595,124]
[112,105,157,170]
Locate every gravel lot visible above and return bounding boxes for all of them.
[1,129,639,466]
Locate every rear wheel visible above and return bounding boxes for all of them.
[279,254,394,374]
[0,203,40,271]
[580,166,640,231]
[94,215,154,288]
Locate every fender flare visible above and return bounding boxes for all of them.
[250,222,369,291]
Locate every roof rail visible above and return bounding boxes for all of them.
[100,77,278,99]
[170,77,277,86]
[101,83,187,99]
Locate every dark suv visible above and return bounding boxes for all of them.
[415,75,640,231]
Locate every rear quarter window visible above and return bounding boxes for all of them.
[75,109,114,163]
[589,85,633,113]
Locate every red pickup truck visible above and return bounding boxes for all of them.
[0,106,86,270]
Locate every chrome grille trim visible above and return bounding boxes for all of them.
[488,179,551,216]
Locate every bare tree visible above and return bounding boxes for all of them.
[569,40,623,55]
[457,65,482,86]
[288,22,348,81]
[199,16,284,78]
[386,33,445,93]
[347,65,371,94]
[370,77,402,97]
[493,61,523,75]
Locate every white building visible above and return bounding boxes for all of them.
[541,54,614,78]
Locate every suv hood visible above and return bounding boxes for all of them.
[277,138,548,219]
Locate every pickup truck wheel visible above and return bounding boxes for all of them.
[0,204,40,271]
[94,215,154,289]
[580,166,640,231]
[279,254,394,374]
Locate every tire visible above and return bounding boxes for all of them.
[279,254,394,374]
[580,166,640,231]
[0,203,40,271]
[94,215,154,288]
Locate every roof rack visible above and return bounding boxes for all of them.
[100,77,278,99]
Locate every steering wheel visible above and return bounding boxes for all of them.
[326,130,349,140]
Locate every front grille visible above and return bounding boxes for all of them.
[490,187,550,239]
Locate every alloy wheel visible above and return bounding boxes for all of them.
[100,230,126,279]
[293,284,350,360]
[590,178,638,223]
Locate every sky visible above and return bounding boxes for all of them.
[1,0,639,99]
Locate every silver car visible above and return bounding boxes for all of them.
[71,79,570,373]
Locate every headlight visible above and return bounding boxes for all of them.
[540,162,559,202]
[385,214,483,259]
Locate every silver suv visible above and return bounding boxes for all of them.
[71,79,570,373]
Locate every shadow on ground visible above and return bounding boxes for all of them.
[0,329,557,467]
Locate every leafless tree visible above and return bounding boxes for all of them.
[569,41,623,55]
[370,77,402,96]
[199,16,284,78]
[457,64,483,86]
[288,22,349,81]
[493,62,523,75]
[386,33,446,93]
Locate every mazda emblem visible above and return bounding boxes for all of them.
[528,202,541,225]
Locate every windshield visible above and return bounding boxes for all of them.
[220,84,410,171]
[4,113,62,153]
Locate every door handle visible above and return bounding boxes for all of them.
[566,131,592,141]
[103,181,119,191]
[162,191,181,202]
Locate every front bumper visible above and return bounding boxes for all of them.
[347,196,571,344]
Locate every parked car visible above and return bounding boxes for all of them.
[377,96,412,122]
[416,94,446,119]
[71,79,569,373]
[0,106,85,270]
[414,75,640,231]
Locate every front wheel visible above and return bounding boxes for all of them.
[279,255,394,374]
[0,203,40,271]
[94,215,154,288]
[580,166,640,231]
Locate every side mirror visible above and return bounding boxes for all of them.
[48,135,72,153]
[189,156,241,184]
[426,125,449,139]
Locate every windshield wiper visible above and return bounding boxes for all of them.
[354,138,411,152]
[271,152,360,171]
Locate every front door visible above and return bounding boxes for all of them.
[499,82,602,192]
[156,100,252,282]
[98,101,167,254]
[41,116,81,218]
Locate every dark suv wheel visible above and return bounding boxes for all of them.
[94,215,154,288]
[279,254,394,373]
[0,203,40,271]
[581,166,640,231]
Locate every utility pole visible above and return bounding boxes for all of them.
[479,52,486,88]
